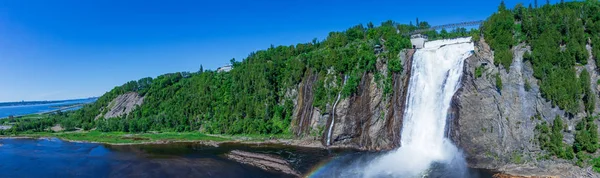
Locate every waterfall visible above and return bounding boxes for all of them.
[327,75,348,146]
[364,37,474,177]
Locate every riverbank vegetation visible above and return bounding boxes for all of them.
[1,19,479,138]
[10,131,229,144]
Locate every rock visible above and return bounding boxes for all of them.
[0,125,12,130]
[498,162,599,178]
[290,49,413,151]
[320,49,413,150]
[225,150,300,177]
[50,124,64,132]
[451,38,599,176]
[492,173,558,178]
[96,92,144,119]
[291,74,318,136]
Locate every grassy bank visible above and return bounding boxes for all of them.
[1,131,296,145]
[5,131,229,144]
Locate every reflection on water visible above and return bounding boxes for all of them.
[0,138,494,178]
[0,138,350,177]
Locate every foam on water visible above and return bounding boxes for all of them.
[364,37,474,177]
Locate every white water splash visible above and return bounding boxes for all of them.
[364,37,474,177]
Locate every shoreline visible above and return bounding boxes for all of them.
[0,133,329,149]
[0,135,566,177]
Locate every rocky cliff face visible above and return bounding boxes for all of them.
[451,38,600,177]
[289,36,599,176]
[291,49,414,151]
[96,92,144,119]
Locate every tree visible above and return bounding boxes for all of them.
[416,18,419,28]
[574,117,599,153]
[514,3,525,21]
[499,0,507,11]
[496,74,503,92]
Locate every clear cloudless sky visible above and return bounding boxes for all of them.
[0,0,555,102]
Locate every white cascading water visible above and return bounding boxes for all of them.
[364,37,474,177]
[327,75,348,146]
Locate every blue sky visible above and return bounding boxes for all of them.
[0,0,550,102]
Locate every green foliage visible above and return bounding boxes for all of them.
[511,152,523,164]
[550,116,567,158]
[9,20,419,136]
[484,0,600,114]
[535,116,572,159]
[483,2,514,71]
[593,156,600,173]
[495,74,503,92]
[577,151,592,167]
[342,73,360,98]
[384,50,404,96]
[421,27,478,41]
[580,69,596,114]
[524,78,532,92]
[475,66,484,78]
[565,146,575,160]
[574,116,599,153]
[516,1,599,114]
[514,23,526,45]
[470,29,481,42]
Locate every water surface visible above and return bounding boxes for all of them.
[0,138,347,177]
[0,98,97,119]
[0,138,494,178]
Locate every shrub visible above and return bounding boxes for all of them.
[496,74,503,92]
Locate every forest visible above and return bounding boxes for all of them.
[484,0,600,114]
[481,0,600,171]
[1,19,479,136]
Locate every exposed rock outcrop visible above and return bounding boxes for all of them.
[492,173,558,178]
[290,49,413,151]
[292,73,319,136]
[327,50,413,150]
[225,150,300,177]
[96,92,144,119]
[50,124,64,132]
[451,38,600,177]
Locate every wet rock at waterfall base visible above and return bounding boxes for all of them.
[225,150,300,177]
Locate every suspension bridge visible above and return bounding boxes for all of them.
[406,20,484,35]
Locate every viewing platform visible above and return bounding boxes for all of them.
[410,34,428,49]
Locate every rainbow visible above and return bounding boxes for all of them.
[304,157,336,178]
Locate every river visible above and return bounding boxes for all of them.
[0,98,97,119]
[0,138,494,178]
[0,138,352,177]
